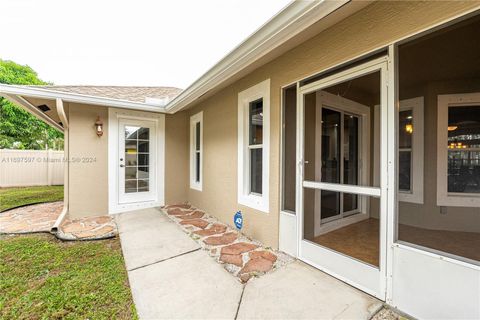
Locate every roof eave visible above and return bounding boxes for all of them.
[164,0,350,114]
[0,84,168,113]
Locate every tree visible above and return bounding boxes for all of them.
[0,59,64,150]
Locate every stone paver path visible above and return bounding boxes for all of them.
[162,204,293,283]
[60,215,117,240]
[118,206,383,319]
[0,201,63,233]
[0,201,117,240]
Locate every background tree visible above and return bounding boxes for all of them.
[0,59,63,150]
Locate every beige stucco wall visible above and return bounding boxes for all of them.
[164,111,189,204]
[67,102,109,218]
[66,104,189,218]
[184,1,480,248]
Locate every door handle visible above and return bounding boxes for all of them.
[120,164,125,168]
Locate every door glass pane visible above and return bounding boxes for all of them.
[249,99,263,145]
[399,151,411,191]
[344,115,358,185]
[125,180,137,193]
[125,167,137,179]
[138,179,149,191]
[138,141,149,153]
[250,148,262,194]
[138,127,149,140]
[321,108,341,183]
[321,190,340,219]
[343,115,359,211]
[124,125,150,193]
[343,193,358,213]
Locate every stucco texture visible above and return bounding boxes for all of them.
[185,1,480,248]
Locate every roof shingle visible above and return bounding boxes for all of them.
[27,85,182,103]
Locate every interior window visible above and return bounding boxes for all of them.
[447,106,480,194]
[398,110,413,192]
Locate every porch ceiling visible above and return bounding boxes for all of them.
[1,93,62,131]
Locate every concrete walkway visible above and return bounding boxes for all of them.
[117,208,383,320]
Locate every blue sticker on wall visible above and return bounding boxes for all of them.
[234,211,243,230]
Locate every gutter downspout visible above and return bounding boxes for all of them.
[51,98,69,232]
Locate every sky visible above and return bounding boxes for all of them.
[0,0,291,89]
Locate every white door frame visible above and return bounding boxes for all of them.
[296,56,390,300]
[108,108,165,214]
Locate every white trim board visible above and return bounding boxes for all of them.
[108,108,165,214]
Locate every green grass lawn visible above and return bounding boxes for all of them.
[0,234,137,319]
[0,186,64,212]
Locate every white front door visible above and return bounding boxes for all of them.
[297,57,389,299]
[118,119,157,204]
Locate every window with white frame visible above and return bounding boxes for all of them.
[437,93,480,207]
[398,97,424,204]
[190,111,203,191]
[238,79,270,212]
[374,97,424,203]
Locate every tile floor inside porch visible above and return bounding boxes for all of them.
[313,217,480,265]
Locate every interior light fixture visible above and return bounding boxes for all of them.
[448,126,458,131]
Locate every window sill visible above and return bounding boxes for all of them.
[437,193,480,207]
[190,183,202,192]
[238,194,269,213]
[398,191,423,204]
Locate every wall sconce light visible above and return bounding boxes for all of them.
[405,124,413,134]
[95,116,104,137]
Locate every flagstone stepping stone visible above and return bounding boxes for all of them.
[75,230,98,239]
[90,216,113,224]
[167,204,191,209]
[62,222,94,233]
[239,256,274,274]
[179,218,209,229]
[220,253,243,267]
[177,210,205,220]
[221,242,259,255]
[204,232,237,246]
[239,273,252,283]
[249,250,277,263]
[194,223,227,237]
[167,208,189,216]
